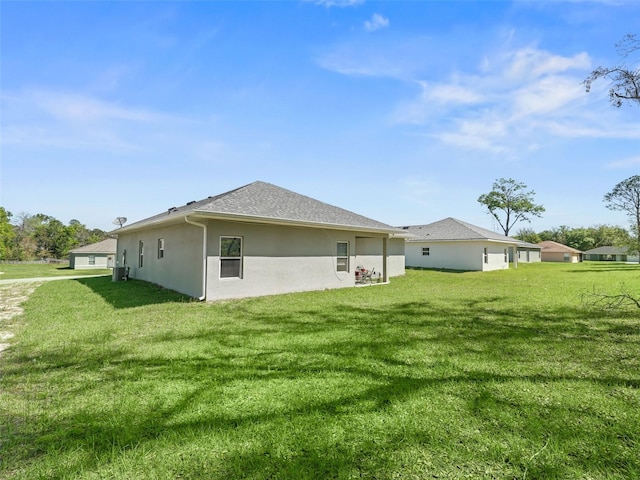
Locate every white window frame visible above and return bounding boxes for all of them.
[158,238,165,259]
[483,247,488,264]
[138,241,144,268]
[88,255,96,266]
[220,236,242,278]
[422,247,430,256]
[336,241,349,272]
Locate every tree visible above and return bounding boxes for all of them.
[591,224,631,248]
[583,34,640,107]
[514,227,541,244]
[477,178,545,236]
[0,207,15,260]
[604,175,640,262]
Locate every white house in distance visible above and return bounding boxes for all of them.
[69,238,116,270]
[515,241,542,263]
[402,217,520,271]
[111,181,406,301]
[583,246,640,263]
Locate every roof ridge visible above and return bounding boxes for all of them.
[112,181,400,234]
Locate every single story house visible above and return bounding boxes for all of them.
[69,238,116,269]
[583,246,640,263]
[515,241,542,263]
[111,181,406,301]
[537,240,583,263]
[401,217,520,271]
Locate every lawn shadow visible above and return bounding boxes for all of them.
[75,276,192,308]
[405,266,470,274]
[4,273,640,479]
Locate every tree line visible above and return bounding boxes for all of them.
[0,208,109,261]
[514,224,632,252]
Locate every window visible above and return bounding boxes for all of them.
[158,238,165,259]
[336,241,349,272]
[422,247,430,256]
[220,237,242,278]
[138,241,144,268]
[88,255,95,266]
[483,247,488,264]
[504,249,508,262]
[564,253,570,261]
[122,250,127,266]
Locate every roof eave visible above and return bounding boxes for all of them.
[110,210,403,236]
[407,237,520,244]
[191,210,402,235]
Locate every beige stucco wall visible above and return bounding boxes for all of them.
[205,220,400,301]
[405,240,511,271]
[115,218,404,301]
[541,252,582,263]
[388,237,406,277]
[115,222,204,297]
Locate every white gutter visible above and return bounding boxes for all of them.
[185,216,207,301]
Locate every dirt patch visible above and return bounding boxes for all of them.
[0,282,40,356]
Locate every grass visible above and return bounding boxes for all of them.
[0,263,112,280]
[1,262,639,479]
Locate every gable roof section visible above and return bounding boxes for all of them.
[401,217,519,244]
[115,181,402,235]
[537,240,583,254]
[69,238,117,254]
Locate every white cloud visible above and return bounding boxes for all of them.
[1,89,176,151]
[2,89,171,125]
[512,75,585,116]
[505,48,590,80]
[365,13,389,32]
[546,121,640,139]
[606,156,640,169]
[436,117,509,154]
[390,43,640,156]
[422,81,485,105]
[316,47,407,78]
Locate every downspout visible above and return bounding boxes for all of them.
[185,216,207,301]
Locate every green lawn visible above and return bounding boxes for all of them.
[0,263,111,279]
[1,263,639,479]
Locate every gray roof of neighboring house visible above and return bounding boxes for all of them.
[400,217,520,244]
[70,238,117,254]
[537,240,583,254]
[115,181,403,235]
[584,246,634,255]
[517,241,542,249]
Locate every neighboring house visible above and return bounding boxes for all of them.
[537,241,583,263]
[515,241,542,263]
[111,181,406,301]
[583,246,640,263]
[401,217,521,272]
[69,238,116,270]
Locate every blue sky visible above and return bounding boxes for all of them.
[1,1,639,234]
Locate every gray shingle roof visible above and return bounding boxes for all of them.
[401,217,519,243]
[584,246,632,255]
[537,240,583,253]
[69,238,117,254]
[116,181,402,234]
